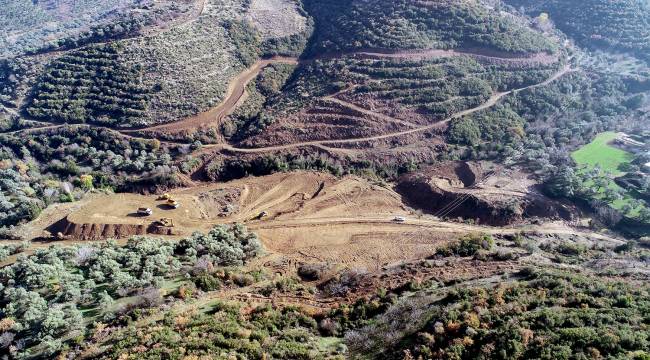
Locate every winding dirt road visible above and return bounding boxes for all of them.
[129,56,299,133]
[199,62,574,154]
[350,48,558,65]
[3,48,567,146]
[140,48,561,136]
[4,58,572,158]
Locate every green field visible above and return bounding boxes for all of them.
[572,132,646,215]
[571,131,633,175]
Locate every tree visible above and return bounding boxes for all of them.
[638,207,650,223]
[545,165,579,198]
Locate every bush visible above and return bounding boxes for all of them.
[194,274,222,292]
[437,233,494,257]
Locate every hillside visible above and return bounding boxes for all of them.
[5,0,311,128]
[1,0,650,359]
[0,0,201,58]
[304,0,557,56]
[506,0,650,61]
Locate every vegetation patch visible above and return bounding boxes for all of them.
[346,269,650,359]
[0,225,261,358]
[304,0,557,56]
[507,0,650,62]
[571,131,633,176]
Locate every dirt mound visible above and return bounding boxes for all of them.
[49,216,147,241]
[396,162,574,226]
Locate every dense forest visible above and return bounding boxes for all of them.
[304,0,557,56]
[506,0,650,62]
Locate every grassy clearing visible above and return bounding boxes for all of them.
[572,132,647,217]
[571,131,633,175]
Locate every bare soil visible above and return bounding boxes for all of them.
[246,0,308,39]
[18,171,620,268]
[396,161,578,225]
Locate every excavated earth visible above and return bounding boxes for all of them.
[396,161,577,226]
[37,172,457,267]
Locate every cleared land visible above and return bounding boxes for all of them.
[246,0,308,39]
[19,171,621,270]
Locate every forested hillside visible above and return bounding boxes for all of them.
[506,0,650,61]
[304,0,557,56]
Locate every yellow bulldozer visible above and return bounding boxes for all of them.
[153,218,174,228]
[166,199,180,209]
[158,193,171,200]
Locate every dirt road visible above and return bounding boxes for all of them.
[3,48,566,143]
[145,48,562,136]
[12,171,622,266]
[249,216,622,243]
[351,48,558,65]
[130,56,299,133]
[198,63,574,154]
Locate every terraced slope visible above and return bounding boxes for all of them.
[0,0,200,58]
[235,52,562,147]
[27,44,153,127]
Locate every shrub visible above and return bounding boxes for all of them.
[194,274,222,292]
[437,233,494,257]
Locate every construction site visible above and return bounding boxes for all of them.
[14,164,617,273]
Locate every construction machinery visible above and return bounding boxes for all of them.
[158,193,171,200]
[166,199,180,209]
[137,207,153,216]
[153,218,174,227]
